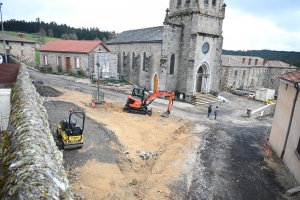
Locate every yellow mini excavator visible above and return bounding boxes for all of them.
[57,109,85,150]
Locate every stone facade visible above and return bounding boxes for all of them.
[107,0,226,100]
[0,34,35,65]
[221,55,297,94]
[93,52,118,79]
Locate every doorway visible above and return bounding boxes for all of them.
[66,57,71,71]
[154,74,158,92]
[196,67,203,93]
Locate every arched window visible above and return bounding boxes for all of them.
[197,67,203,73]
[177,0,181,6]
[142,52,146,71]
[132,52,135,69]
[170,54,175,75]
[122,51,125,68]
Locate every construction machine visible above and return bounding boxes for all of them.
[57,109,85,150]
[123,87,175,117]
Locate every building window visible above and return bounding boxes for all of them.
[142,52,146,71]
[296,137,300,156]
[264,68,268,73]
[252,68,255,74]
[251,79,254,85]
[212,0,216,6]
[258,69,262,74]
[270,79,274,85]
[5,41,9,45]
[123,51,125,68]
[177,0,181,6]
[170,54,175,75]
[233,81,236,87]
[21,42,24,46]
[186,0,190,3]
[132,52,135,69]
[262,79,266,86]
[57,56,61,66]
[286,83,288,90]
[243,70,246,76]
[75,57,80,68]
[234,70,238,76]
[204,0,208,4]
[43,55,48,65]
[21,50,24,56]
[257,79,260,85]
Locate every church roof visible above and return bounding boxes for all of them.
[39,40,110,53]
[106,26,163,44]
[221,55,297,69]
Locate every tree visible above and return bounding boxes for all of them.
[69,33,78,40]
[61,33,70,40]
[48,29,54,37]
[37,27,47,42]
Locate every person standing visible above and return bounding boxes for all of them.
[214,106,219,120]
[207,105,212,118]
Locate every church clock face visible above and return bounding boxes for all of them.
[202,42,210,54]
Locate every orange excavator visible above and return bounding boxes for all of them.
[123,86,175,117]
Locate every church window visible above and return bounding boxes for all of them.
[142,52,146,71]
[123,52,125,68]
[204,0,208,4]
[177,0,181,6]
[132,52,135,69]
[234,70,238,76]
[212,0,216,6]
[170,54,175,75]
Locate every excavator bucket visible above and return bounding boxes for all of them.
[161,110,170,117]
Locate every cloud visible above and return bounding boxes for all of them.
[222,8,300,51]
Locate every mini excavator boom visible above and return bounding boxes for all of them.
[123,87,175,117]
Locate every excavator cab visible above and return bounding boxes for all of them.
[131,87,145,101]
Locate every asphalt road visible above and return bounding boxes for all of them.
[29,69,299,200]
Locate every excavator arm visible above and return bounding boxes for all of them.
[144,90,175,117]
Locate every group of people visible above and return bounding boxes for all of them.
[207,105,219,120]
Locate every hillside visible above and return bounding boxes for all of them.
[5,31,60,43]
[222,49,300,68]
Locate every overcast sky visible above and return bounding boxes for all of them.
[1,0,299,52]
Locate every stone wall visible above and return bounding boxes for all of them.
[247,104,276,118]
[0,58,71,199]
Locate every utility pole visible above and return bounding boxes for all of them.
[0,2,7,63]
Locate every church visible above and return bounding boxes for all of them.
[106,0,226,101]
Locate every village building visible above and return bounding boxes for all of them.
[38,40,118,79]
[221,55,297,93]
[107,0,226,102]
[0,33,35,65]
[269,70,300,184]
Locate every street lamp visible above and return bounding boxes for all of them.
[0,2,7,63]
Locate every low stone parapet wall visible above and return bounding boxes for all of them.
[248,104,276,118]
[0,58,71,199]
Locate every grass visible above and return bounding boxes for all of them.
[35,50,40,66]
[5,31,60,43]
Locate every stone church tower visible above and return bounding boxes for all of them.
[160,0,226,100]
[106,0,226,101]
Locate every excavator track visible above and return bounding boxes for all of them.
[123,106,152,115]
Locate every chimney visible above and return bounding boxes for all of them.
[263,59,268,66]
[242,58,246,64]
[18,33,24,38]
[248,58,252,65]
[255,59,258,65]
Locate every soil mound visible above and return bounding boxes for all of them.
[34,84,63,97]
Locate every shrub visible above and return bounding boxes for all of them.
[77,69,85,77]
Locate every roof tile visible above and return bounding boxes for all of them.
[279,70,300,83]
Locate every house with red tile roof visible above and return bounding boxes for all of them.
[38,40,118,78]
[269,70,300,184]
[220,55,297,93]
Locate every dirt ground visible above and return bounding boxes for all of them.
[30,70,300,200]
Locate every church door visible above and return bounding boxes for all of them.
[196,67,203,93]
[66,57,71,71]
[154,74,158,92]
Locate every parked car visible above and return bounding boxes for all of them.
[233,90,249,96]
[248,93,255,99]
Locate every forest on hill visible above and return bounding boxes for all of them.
[3,19,115,41]
[222,49,300,68]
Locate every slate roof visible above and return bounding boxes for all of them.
[222,55,297,69]
[0,34,35,43]
[39,40,110,53]
[278,70,300,84]
[106,26,164,44]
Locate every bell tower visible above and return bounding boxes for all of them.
[160,0,226,100]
